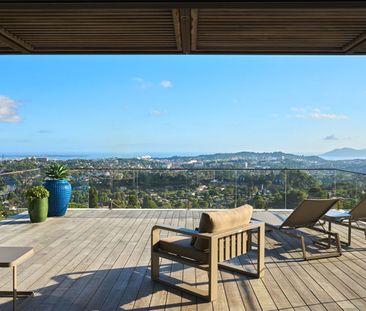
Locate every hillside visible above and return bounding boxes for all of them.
[321,148,366,160]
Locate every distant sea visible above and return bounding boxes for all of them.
[0,152,201,160]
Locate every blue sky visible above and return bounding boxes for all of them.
[0,55,365,156]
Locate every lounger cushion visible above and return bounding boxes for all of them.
[193,204,253,251]
[158,236,208,263]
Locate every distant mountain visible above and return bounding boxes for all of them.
[320,148,366,160]
[166,150,326,163]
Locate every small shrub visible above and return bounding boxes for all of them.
[25,186,49,201]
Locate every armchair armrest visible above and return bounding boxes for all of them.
[152,224,212,240]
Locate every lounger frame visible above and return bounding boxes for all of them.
[267,223,342,260]
[322,215,366,246]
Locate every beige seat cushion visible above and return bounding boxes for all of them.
[158,236,208,263]
[193,204,253,251]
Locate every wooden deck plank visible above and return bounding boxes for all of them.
[0,210,365,311]
[18,216,111,309]
[129,211,169,311]
[115,210,165,310]
[51,215,133,310]
[163,210,185,311]
[98,210,158,310]
[148,211,175,311]
[180,209,199,311]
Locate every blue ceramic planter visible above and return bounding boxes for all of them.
[44,179,72,217]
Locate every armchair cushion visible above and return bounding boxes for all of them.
[159,236,209,263]
[193,204,253,251]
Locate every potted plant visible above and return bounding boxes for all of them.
[44,163,72,217]
[26,186,49,223]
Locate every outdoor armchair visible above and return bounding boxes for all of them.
[254,199,341,260]
[322,196,366,246]
[151,205,265,301]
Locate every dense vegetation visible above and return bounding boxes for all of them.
[1,158,366,219]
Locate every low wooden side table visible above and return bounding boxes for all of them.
[0,247,34,311]
[322,211,352,246]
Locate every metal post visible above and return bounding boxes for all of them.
[284,169,287,210]
[234,170,238,208]
[334,170,337,197]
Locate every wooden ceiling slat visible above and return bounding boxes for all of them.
[1,2,366,54]
[194,7,366,53]
[0,7,178,52]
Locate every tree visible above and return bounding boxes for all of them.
[286,189,307,209]
[89,187,99,208]
[174,201,186,209]
[100,191,110,206]
[199,200,209,209]
[142,196,158,209]
[308,187,326,199]
[0,201,3,219]
[270,192,284,209]
[112,191,126,208]
[7,192,16,202]
[0,179,6,191]
[162,201,172,209]
[72,190,88,204]
[128,194,140,208]
[252,195,267,209]
[188,198,200,209]
[288,170,319,189]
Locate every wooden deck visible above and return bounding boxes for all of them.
[0,209,366,311]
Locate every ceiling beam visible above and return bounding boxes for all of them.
[191,9,199,51]
[0,26,33,53]
[172,9,182,51]
[179,8,191,54]
[343,30,366,54]
[0,1,365,10]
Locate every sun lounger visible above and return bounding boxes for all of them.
[254,199,341,260]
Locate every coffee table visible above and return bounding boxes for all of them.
[0,247,34,311]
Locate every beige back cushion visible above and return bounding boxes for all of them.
[193,204,253,251]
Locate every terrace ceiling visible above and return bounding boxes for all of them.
[1,1,366,54]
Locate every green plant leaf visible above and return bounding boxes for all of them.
[45,163,70,180]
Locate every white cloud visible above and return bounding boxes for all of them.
[132,77,173,89]
[132,77,152,89]
[148,110,166,117]
[324,135,338,141]
[0,95,21,123]
[290,106,348,120]
[161,80,173,88]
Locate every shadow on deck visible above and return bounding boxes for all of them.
[0,209,365,311]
